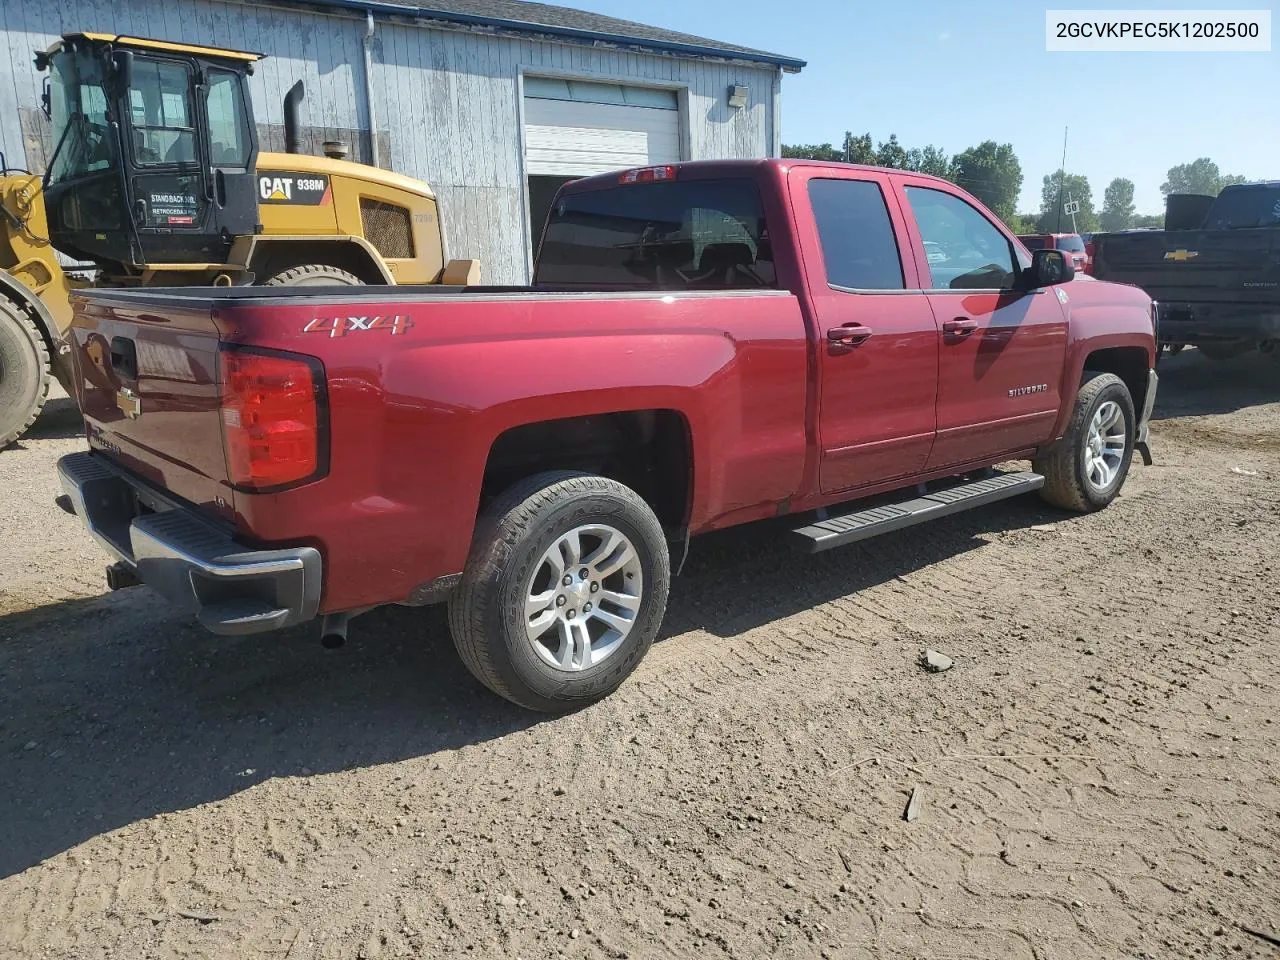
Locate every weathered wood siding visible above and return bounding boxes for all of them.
[0,0,781,282]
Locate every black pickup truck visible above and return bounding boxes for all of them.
[1092,181,1280,361]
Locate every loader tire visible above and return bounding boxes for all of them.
[263,264,364,286]
[0,297,50,449]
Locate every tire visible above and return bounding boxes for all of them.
[263,264,363,286]
[1033,372,1136,513]
[448,471,670,712]
[1197,340,1250,361]
[0,297,51,449]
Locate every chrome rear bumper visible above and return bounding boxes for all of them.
[57,452,321,635]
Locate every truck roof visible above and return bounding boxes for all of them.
[558,158,959,194]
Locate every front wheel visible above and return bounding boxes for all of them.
[448,472,670,712]
[1033,372,1136,512]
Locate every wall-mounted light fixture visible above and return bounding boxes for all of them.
[727,84,749,109]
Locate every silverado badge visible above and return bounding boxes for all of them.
[1163,249,1199,262]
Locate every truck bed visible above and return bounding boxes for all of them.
[67,282,809,612]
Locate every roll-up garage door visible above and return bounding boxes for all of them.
[523,77,681,177]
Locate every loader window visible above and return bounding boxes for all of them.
[129,59,197,165]
[47,48,115,184]
[205,69,251,167]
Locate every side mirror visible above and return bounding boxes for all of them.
[1023,248,1075,289]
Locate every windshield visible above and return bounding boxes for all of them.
[1056,235,1086,253]
[48,47,115,185]
[1204,185,1280,229]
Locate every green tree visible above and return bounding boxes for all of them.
[782,131,876,164]
[1100,177,1136,232]
[1132,213,1164,229]
[1160,158,1247,196]
[905,144,957,180]
[1036,169,1099,234]
[875,134,909,170]
[842,132,876,164]
[1003,213,1031,235]
[782,143,842,161]
[951,141,1023,225]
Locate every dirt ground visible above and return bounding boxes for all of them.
[1,354,1278,960]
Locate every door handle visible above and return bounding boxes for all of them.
[827,324,873,345]
[942,318,979,336]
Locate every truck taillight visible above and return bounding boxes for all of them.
[618,165,677,184]
[219,348,327,491]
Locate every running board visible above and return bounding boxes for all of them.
[789,471,1045,553]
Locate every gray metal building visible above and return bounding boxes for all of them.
[0,0,804,282]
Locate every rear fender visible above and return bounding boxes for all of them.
[238,235,395,284]
[379,324,806,583]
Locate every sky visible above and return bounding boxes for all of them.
[567,0,1278,215]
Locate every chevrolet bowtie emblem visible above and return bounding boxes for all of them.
[116,387,141,419]
[1164,249,1199,262]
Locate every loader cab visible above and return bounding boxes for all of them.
[37,33,260,273]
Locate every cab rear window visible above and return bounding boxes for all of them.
[535,179,776,290]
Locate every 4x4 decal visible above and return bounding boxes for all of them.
[303,315,413,338]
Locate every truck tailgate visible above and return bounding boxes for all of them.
[1093,229,1280,301]
[70,293,235,522]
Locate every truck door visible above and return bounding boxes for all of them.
[791,168,940,494]
[895,180,1068,468]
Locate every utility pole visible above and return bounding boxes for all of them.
[1055,126,1068,233]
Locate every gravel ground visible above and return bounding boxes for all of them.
[1,353,1278,960]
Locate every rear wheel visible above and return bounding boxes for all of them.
[448,471,670,712]
[1033,372,1135,513]
[0,298,50,448]
[263,264,363,286]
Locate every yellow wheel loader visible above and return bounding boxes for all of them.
[0,33,476,447]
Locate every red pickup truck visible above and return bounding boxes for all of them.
[57,160,1158,711]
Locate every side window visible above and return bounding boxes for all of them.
[205,69,251,167]
[904,186,1017,290]
[807,178,904,290]
[129,59,196,165]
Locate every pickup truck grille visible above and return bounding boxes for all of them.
[360,199,414,260]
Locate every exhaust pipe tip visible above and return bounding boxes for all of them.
[320,612,350,649]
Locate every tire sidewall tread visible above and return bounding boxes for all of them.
[0,297,51,448]
[1034,372,1135,513]
[449,471,670,712]
[263,264,363,286]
